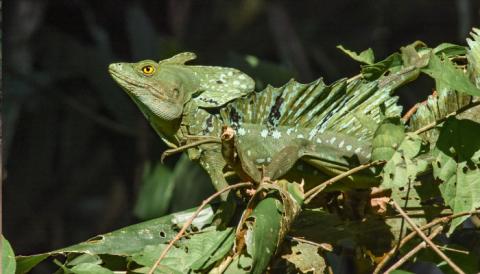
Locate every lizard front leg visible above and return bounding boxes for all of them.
[198,146,231,200]
[198,146,239,226]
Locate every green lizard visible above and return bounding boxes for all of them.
[109,52,419,196]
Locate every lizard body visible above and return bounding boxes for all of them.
[109,52,419,195]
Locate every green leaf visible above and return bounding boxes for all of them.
[337,45,375,65]
[433,43,467,58]
[400,41,430,68]
[134,162,175,220]
[433,117,480,233]
[422,53,480,96]
[70,263,114,274]
[282,242,326,273]
[190,228,235,271]
[15,205,213,272]
[381,133,429,189]
[390,270,414,274]
[66,254,102,266]
[131,228,234,273]
[467,28,480,87]
[361,52,402,80]
[246,196,283,274]
[2,236,16,274]
[220,181,303,274]
[169,155,216,213]
[372,117,406,162]
[15,254,49,274]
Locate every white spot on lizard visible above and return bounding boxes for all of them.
[272,130,282,139]
[260,129,268,138]
[330,137,336,144]
[338,140,344,148]
[237,128,246,136]
[346,145,352,151]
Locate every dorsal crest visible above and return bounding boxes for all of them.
[159,52,197,65]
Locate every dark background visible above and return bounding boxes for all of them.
[3,0,480,261]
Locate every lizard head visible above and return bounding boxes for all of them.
[108,52,200,121]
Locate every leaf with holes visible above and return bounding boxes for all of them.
[131,228,234,273]
[282,242,326,273]
[380,133,429,189]
[222,180,303,274]
[433,117,480,233]
[15,205,214,273]
[422,52,480,97]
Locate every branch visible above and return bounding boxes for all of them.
[384,226,443,274]
[286,236,333,252]
[374,209,480,274]
[147,182,253,274]
[389,200,465,274]
[401,103,420,123]
[304,160,385,203]
[414,101,480,135]
[161,137,221,163]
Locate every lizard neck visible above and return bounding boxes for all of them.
[148,112,182,148]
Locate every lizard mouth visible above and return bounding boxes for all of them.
[109,67,148,90]
[108,65,173,102]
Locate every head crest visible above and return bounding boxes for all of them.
[159,52,197,65]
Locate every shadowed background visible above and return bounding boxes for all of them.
[3,0,480,267]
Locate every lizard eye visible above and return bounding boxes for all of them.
[141,65,155,75]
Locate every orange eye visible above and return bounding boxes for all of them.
[141,65,155,75]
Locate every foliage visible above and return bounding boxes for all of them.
[2,236,16,274]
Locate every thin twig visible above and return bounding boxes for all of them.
[347,73,362,83]
[401,103,420,123]
[374,209,480,274]
[147,182,253,274]
[304,161,385,203]
[414,101,480,135]
[384,226,443,274]
[286,236,333,252]
[437,245,470,255]
[160,138,221,162]
[389,200,465,274]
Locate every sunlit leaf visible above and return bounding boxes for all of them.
[433,117,480,233]
[15,206,213,272]
[131,228,234,273]
[2,236,16,274]
[282,242,326,273]
[422,53,480,96]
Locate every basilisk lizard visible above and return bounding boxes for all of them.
[109,52,419,196]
